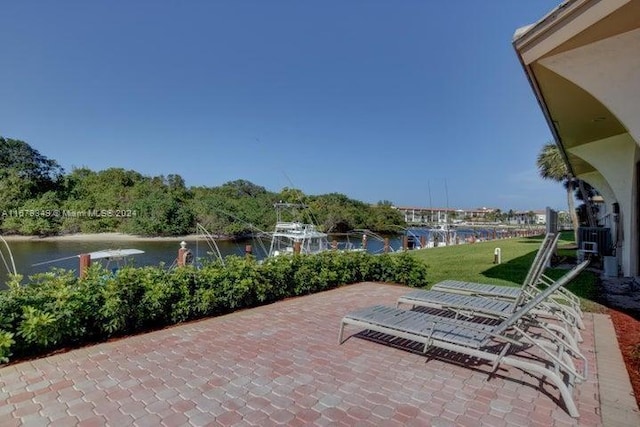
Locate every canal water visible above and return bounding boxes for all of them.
[0,234,400,288]
[0,227,501,288]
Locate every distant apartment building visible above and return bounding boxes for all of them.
[395,206,549,226]
[508,210,547,225]
[395,206,498,225]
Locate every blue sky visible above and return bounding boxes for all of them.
[1,1,565,211]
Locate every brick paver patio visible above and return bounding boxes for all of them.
[0,282,602,426]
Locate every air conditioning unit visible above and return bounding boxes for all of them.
[577,227,612,257]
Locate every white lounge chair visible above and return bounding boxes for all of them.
[397,260,590,352]
[427,232,585,331]
[431,232,559,300]
[339,262,589,418]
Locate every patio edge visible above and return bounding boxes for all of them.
[593,312,640,426]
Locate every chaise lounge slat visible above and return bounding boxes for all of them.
[432,280,521,298]
[400,290,514,317]
[345,305,494,348]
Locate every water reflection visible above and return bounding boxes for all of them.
[0,235,399,288]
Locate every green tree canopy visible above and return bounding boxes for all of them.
[0,137,63,193]
[536,142,579,238]
[1,136,410,237]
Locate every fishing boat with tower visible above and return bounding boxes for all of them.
[268,203,330,257]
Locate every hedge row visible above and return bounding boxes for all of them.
[0,251,428,364]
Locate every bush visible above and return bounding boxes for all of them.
[0,251,427,363]
[0,330,14,363]
[3,269,101,355]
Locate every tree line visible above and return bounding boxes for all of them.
[0,137,405,237]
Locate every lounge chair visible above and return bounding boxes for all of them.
[432,231,559,299]
[426,232,585,331]
[397,261,589,352]
[339,262,589,418]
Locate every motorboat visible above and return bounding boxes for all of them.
[267,203,329,257]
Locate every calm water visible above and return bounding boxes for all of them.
[0,234,402,288]
[0,228,493,288]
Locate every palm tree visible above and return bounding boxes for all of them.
[536,142,579,241]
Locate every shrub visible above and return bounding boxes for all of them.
[388,252,429,287]
[0,251,427,363]
[258,255,301,300]
[0,330,15,363]
[97,266,146,336]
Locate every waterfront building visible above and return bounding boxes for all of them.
[513,0,640,276]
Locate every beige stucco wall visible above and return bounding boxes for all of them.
[533,27,640,275]
[570,135,638,275]
[539,28,640,146]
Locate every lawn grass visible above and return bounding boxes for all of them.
[406,230,605,312]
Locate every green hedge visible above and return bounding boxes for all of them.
[0,251,428,364]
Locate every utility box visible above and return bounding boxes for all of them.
[577,227,612,257]
[603,256,618,277]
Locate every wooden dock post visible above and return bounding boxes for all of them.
[79,253,91,279]
[293,241,301,254]
[177,241,188,267]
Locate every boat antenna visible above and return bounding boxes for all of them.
[208,207,269,256]
[195,223,225,266]
[428,180,433,223]
[282,171,321,228]
[444,178,449,209]
[444,178,450,226]
[0,235,17,275]
[32,254,79,267]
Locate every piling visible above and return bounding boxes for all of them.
[177,241,188,267]
[79,254,91,279]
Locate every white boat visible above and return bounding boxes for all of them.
[86,249,145,269]
[401,224,458,249]
[267,203,329,257]
[32,248,145,274]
